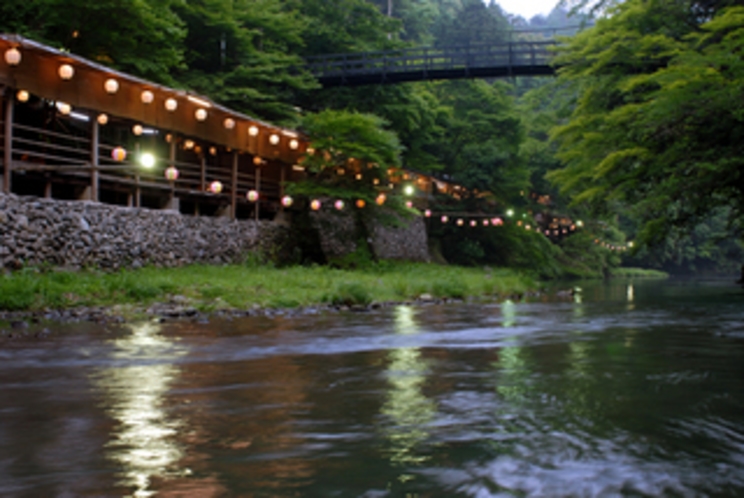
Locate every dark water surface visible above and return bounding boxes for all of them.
[1,279,743,497]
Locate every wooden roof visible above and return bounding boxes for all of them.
[0,34,306,163]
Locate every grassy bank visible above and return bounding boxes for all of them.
[609,267,669,279]
[0,262,535,312]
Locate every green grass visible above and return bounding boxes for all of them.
[610,267,669,278]
[0,262,536,312]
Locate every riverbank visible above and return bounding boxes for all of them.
[609,267,669,278]
[0,262,536,325]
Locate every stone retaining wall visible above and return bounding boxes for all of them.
[368,214,430,262]
[311,207,430,262]
[0,194,287,270]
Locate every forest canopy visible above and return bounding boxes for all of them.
[1,0,740,273]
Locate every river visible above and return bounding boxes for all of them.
[0,279,743,497]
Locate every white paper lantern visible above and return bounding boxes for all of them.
[104,78,119,94]
[58,64,74,80]
[4,47,21,66]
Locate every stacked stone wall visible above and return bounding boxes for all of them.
[0,194,287,270]
[310,207,430,262]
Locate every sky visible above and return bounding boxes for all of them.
[493,0,560,20]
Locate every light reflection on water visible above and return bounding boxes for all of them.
[90,322,188,497]
[381,306,436,483]
[0,279,742,497]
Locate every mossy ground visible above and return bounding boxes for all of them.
[0,262,535,312]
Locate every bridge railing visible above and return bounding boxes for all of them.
[305,40,556,79]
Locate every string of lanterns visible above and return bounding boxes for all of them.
[2,44,301,150]
[593,239,633,251]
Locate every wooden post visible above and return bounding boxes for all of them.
[3,92,14,194]
[279,165,285,213]
[169,138,176,206]
[90,120,99,202]
[255,167,261,221]
[134,143,141,208]
[231,151,238,220]
[200,155,206,192]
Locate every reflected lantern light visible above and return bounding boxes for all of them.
[334,200,344,210]
[310,199,321,211]
[281,195,293,208]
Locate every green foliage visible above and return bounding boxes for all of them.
[550,1,744,262]
[326,281,373,306]
[0,0,186,84]
[0,274,37,310]
[287,109,408,223]
[610,267,669,278]
[0,262,536,312]
[172,0,317,122]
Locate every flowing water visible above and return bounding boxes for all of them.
[1,279,743,497]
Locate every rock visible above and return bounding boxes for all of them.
[419,293,434,301]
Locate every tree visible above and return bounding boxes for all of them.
[0,0,186,83]
[549,0,744,250]
[172,0,317,123]
[288,109,404,211]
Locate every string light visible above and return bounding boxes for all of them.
[310,199,321,210]
[247,190,259,202]
[97,114,108,125]
[141,90,154,104]
[16,90,29,102]
[165,98,178,111]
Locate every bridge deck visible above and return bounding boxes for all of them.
[306,40,557,86]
